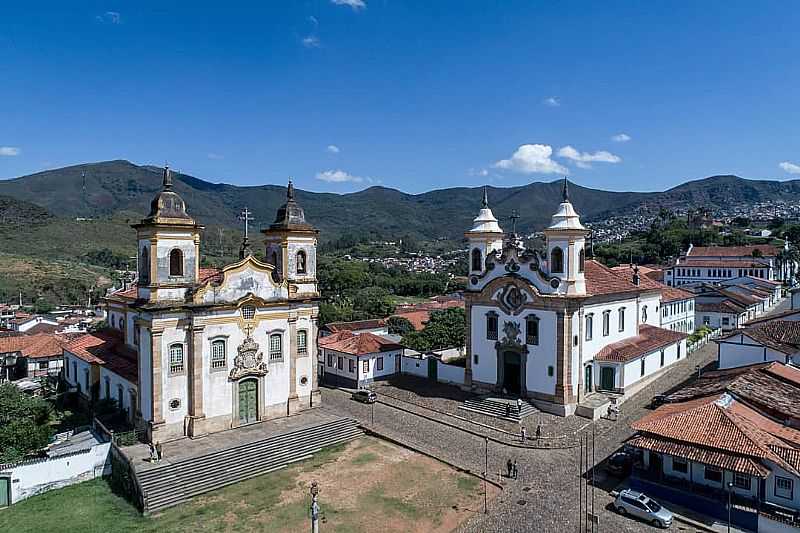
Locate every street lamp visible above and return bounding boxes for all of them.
[310,481,320,533]
[727,481,733,533]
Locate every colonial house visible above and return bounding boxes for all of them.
[716,320,800,370]
[627,363,800,531]
[318,330,403,389]
[663,244,787,287]
[464,182,687,416]
[64,167,321,442]
[612,265,696,334]
[692,284,764,330]
[321,319,389,337]
[0,333,65,380]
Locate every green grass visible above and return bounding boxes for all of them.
[350,452,378,465]
[456,476,479,492]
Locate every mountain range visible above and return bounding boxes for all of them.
[2,160,799,245]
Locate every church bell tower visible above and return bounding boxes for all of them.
[132,165,203,302]
[543,178,588,295]
[465,187,504,280]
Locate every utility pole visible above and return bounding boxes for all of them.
[310,481,320,533]
[579,434,583,533]
[484,436,489,514]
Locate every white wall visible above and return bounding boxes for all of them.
[620,341,683,389]
[661,298,695,333]
[358,350,401,383]
[718,333,788,369]
[99,367,137,415]
[582,296,639,364]
[437,360,465,385]
[764,462,800,510]
[63,351,92,397]
[401,355,429,378]
[3,442,111,504]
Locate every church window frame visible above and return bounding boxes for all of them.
[578,248,585,273]
[169,343,185,374]
[471,248,482,272]
[585,313,593,341]
[139,246,150,285]
[241,305,256,320]
[362,360,369,374]
[269,333,283,362]
[551,247,564,274]
[210,339,227,370]
[377,357,384,371]
[327,353,334,367]
[486,312,498,340]
[348,359,355,373]
[547,366,554,377]
[296,250,307,275]
[169,248,184,277]
[525,314,539,345]
[602,311,610,336]
[297,330,308,355]
[618,307,625,332]
[474,353,479,365]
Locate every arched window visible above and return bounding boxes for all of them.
[211,340,226,369]
[296,250,307,274]
[169,248,183,277]
[269,333,283,362]
[578,248,585,273]
[471,248,482,271]
[139,247,150,284]
[169,344,184,374]
[551,247,564,273]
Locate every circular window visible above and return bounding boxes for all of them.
[550,278,561,289]
[300,376,308,386]
[169,399,181,410]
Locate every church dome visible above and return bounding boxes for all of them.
[142,166,194,224]
[468,187,503,233]
[269,180,316,231]
[547,178,585,231]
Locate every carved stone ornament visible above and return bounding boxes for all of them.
[229,334,269,381]
[496,320,526,351]
[498,284,528,315]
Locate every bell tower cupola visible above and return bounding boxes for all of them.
[132,165,204,302]
[262,180,319,298]
[543,178,588,295]
[465,186,504,279]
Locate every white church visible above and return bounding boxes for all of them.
[464,182,688,416]
[64,167,321,441]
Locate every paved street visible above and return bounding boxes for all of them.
[321,340,720,533]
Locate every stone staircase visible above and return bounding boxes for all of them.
[459,397,537,422]
[137,417,363,514]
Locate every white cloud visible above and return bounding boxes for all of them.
[96,11,121,24]
[207,153,224,160]
[494,144,568,175]
[326,145,340,154]
[780,161,800,175]
[0,146,20,156]
[557,145,622,169]
[302,35,320,48]
[543,96,560,107]
[611,133,631,143]
[316,169,365,183]
[331,0,367,9]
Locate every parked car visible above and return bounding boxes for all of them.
[606,451,633,477]
[351,390,377,404]
[615,489,673,528]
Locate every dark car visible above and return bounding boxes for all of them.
[351,390,377,404]
[606,451,633,477]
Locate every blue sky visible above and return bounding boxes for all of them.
[1,1,799,193]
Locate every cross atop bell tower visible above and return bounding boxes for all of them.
[238,207,255,259]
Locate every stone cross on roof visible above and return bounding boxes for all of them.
[238,207,254,239]
[509,210,520,234]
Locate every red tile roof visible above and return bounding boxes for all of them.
[0,333,66,359]
[65,330,138,382]
[695,301,746,314]
[688,245,780,258]
[660,286,694,303]
[390,310,430,331]
[319,331,403,356]
[742,320,800,355]
[584,260,661,297]
[595,325,687,362]
[198,267,223,284]
[676,259,769,268]
[324,319,387,333]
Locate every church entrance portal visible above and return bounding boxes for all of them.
[502,351,521,394]
[238,379,258,425]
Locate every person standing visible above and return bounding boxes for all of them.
[513,459,519,480]
[506,458,513,478]
[521,426,527,443]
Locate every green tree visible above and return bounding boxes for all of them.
[387,316,414,336]
[351,287,395,320]
[402,308,465,351]
[0,384,53,463]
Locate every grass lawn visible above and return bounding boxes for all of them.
[0,437,490,533]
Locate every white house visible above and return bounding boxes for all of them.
[0,333,65,381]
[318,330,403,389]
[68,168,322,442]
[716,320,800,370]
[463,181,688,416]
[663,244,784,286]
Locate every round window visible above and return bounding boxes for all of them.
[169,399,181,410]
[300,376,309,385]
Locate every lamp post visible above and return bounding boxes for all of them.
[727,481,733,533]
[310,481,320,533]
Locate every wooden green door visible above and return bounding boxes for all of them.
[600,367,615,391]
[0,477,9,508]
[239,380,258,425]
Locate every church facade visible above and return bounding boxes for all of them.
[464,183,687,416]
[95,168,320,441]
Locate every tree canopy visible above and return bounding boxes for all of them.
[402,308,465,352]
[0,384,53,464]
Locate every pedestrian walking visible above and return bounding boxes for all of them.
[512,459,518,480]
[148,442,157,463]
[505,403,511,417]
[506,458,513,478]
[155,441,163,462]
[516,398,522,413]
[520,426,527,443]
[536,424,542,441]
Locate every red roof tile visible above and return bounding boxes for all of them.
[584,260,661,297]
[65,330,138,382]
[676,259,769,268]
[688,245,780,258]
[198,267,223,284]
[0,333,66,359]
[595,325,687,363]
[319,331,403,356]
[390,310,430,331]
[325,319,387,333]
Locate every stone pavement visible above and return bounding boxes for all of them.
[321,340,720,532]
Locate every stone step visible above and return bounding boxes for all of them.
[139,418,363,514]
[460,398,537,421]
